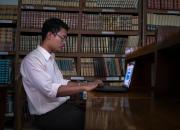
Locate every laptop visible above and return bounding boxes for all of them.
[95,61,135,92]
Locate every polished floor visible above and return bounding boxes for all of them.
[85,92,180,130]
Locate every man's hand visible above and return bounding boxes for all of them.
[94,79,104,86]
[82,80,104,91]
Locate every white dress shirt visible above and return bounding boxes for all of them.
[20,46,70,115]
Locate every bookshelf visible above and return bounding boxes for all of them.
[16,0,142,83]
[125,0,180,93]
[142,0,180,47]
[0,5,17,130]
[0,5,17,84]
[126,26,180,97]
[15,0,142,130]
[14,0,142,130]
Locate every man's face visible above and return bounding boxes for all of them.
[48,28,67,52]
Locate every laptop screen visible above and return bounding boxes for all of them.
[124,61,135,88]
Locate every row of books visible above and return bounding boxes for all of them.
[55,57,126,77]
[21,11,139,31]
[0,6,17,20]
[86,0,139,8]
[0,60,12,84]
[20,35,41,51]
[125,35,139,54]
[21,0,80,7]
[80,58,125,77]
[145,36,156,46]
[60,36,78,53]
[147,0,180,10]
[0,44,14,52]
[56,58,77,76]
[147,13,180,31]
[19,35,139,53]
[21,11,79,29]
[21,0,138,9]
[82,14,139,31]
[0,28,15,52]
[81,37,127,54]
[20,35,78,52]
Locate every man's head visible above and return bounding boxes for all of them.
[41,18,69,52]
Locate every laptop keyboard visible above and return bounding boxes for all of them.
[95,85,128,92]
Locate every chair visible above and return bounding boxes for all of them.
[15,75,43,130]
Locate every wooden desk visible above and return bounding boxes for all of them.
[85,91,180,130]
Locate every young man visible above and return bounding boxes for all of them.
[20,18,103,130]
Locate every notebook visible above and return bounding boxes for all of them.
[95,61,135,92]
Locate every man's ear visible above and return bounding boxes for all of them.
[46,32,54,40]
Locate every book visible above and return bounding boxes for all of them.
[21,0,80,7]
[85,0,139,8]
[80,58,125,77]
[0,28,15,51]
[0,5,17,20]
[82,13,139,31]
[21,11,79,30]
[147,13,180,31]
[56,58,77,76]
[148,0,180,10]
[0,59,12,84]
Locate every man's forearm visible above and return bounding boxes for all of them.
[67,81,87,87]
[56,80,102,97]
[67,81,79,87]
[56,84,85,97]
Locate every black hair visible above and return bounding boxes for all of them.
[42,18,69,41]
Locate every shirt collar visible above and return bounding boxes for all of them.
[37,45,55,61]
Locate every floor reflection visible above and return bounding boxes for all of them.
[85,95,180,130]
[86,96,137,130]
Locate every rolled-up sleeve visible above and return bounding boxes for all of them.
[61,79,69,85]
[21,57,61,98]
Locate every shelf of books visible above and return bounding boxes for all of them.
[0,5,17,130]
[0,5,17,53]
[21,5,80,12]
[81,0,141,81]
[17,0,142,83]
[21,0,80,7]
[13,0,142,130]
[0,5,17,86]
[142,0,180,47]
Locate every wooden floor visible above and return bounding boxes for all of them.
[85,91,180,130]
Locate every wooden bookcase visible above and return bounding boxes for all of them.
[126,0,180,93]
[14,0,143,90]
[16,0,142,82]
[0,5,17,130]
[13,0,142,130]
[142,0,180,47]
[1,0,179,130]
[127,27,180,98]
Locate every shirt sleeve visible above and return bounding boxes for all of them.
[61,79,69,85]
[21,57,61,98]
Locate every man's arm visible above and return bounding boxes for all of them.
[56,80,103,97]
